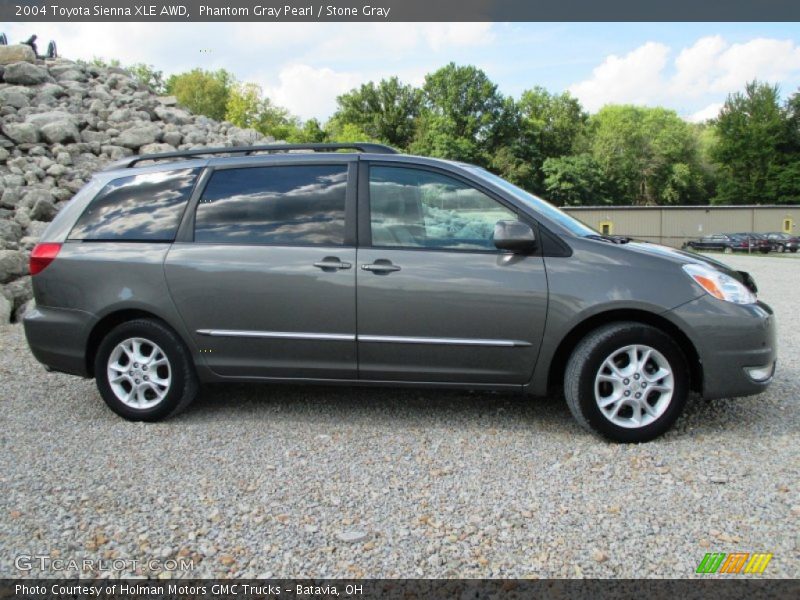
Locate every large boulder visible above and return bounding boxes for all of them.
[4,275,33,307]
[54,69,87,83]
[81,130,110,144]
[0,250,27,283]
[25,111,78,129]
[154,106,193,125]
[1,122,39,144]
[101,145,133,159]
[23,190,58,221]
[117,124,160,149]
[140,143,175,155]
[33,83,67,103]
[162,131,182,147]
[24,111,80,143]
[228,127,268,146]
[3,61,50,85]
[0,45,35,66]
[0,86,32,109]
[40,120,80,144]
[0,189,22,209]
[0,219,22,243]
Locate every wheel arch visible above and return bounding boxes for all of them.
[546,308,702,395]
[85,308,178,377]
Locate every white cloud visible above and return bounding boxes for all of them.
[568,42,670,112]
[570,35,800,115]
[711,38,800,92]
[262,65,363,121]
[671,35,728,97]
[687,102,723,123]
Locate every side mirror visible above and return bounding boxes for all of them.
[493,220,537,253]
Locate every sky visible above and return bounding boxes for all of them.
[6,21,800,122]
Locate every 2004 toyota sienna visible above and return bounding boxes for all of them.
[23,143,777,442]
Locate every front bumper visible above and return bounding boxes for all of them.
[23,305,96,377]
[667,296,776,400]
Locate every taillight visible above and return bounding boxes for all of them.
[30,243,62,275]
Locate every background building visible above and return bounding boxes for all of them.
[563,205,799,248]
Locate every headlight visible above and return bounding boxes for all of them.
[682,263,757,304]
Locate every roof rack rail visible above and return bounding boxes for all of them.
[104,142,399,170]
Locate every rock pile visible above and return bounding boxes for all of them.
[0,48,276,323]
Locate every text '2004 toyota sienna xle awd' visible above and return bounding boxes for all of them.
[24,143,777,442]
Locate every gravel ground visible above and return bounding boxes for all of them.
[1,253,798,579]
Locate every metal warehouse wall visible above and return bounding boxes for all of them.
[562,206,800,248]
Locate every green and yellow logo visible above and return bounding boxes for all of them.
[696,552,773,574]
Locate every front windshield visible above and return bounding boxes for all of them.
[469,168,597,237]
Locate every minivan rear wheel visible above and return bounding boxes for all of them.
[564,322,689,443]
[94,319,198,421]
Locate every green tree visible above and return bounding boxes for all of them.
[588,105,704,205]
[693,123,720,201]
[516,87,588,193]
[765,88,800,203]
[786,90,800,151]
[225,82,263,129]
[128,63,165,94]
[411,63,517,167]
[225,82,313,141]
[711,81,787,204]
[166,68,234,121]
[333,77,421,149]
[326,121,375,144]
[291,118,328,143]
[543,154,609,206]
[254,98,302,141]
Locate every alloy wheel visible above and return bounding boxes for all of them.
[106,337,172,409]
[594,344,674,429]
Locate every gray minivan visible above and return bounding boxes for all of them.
[24,143,777,442]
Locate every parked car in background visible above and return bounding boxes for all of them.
[732,233,772,254]
[764,232,800,253]
[685,234,762,254]
[23,143,777,443]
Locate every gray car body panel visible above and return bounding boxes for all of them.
[25,152,776,402]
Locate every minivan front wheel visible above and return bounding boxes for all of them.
[94,319,198,421]
[564,322,689,442]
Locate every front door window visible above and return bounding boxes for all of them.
[369,166,517,251]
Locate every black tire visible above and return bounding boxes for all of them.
[94,319,198,421]
[791,248,798,253]
[564,322,689,443]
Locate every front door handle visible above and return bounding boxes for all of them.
[361,261,401,274]
[313,257,352,271]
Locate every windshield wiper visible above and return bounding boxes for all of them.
[585,234,631,244]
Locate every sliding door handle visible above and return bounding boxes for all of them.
[361,262,401,273]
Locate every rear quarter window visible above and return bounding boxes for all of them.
[194,164,348,246]
[68,168,200,241]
